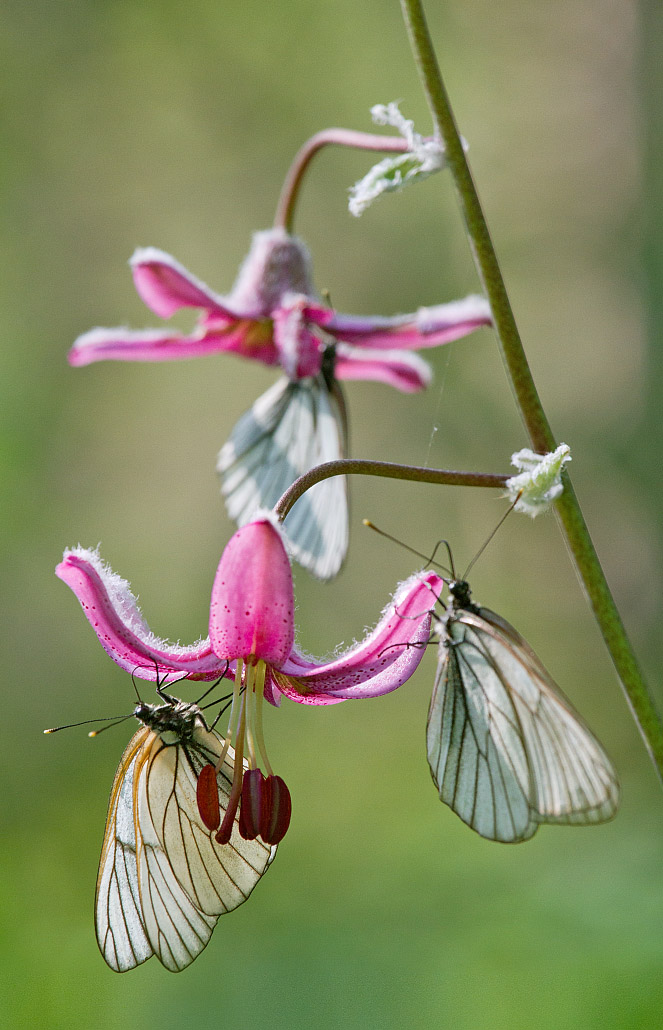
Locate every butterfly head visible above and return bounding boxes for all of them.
[133,698,202,744]
[447,578,478,612]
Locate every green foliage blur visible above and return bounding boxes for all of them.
[2,1,662,1026]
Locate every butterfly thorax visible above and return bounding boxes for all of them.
[448,579,480,614]
[133,699,204,745]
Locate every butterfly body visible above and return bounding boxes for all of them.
[427,579,620,843]
[96,696,274,973]
[131,697,202,745]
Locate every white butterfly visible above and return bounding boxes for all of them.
[427,578,620,842]
[95,694,275,972]
[217,372,348,580]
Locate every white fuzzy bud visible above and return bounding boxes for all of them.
[505,444,572,517]
[348,102,452,217]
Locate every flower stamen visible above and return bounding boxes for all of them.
[202,658,290,845]
[252,661,274,777]
[215,687,247,844]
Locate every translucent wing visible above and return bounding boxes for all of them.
[217,374,348,580]
[96,725,274,972]
[427,608,620,843]
[95,727,155,972]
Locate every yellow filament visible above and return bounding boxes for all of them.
[244,663,258,769]
[252,662,274,777]
[215,657,244,774]
[223,688,247,823]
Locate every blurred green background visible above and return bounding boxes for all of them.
[2,0,662,1026]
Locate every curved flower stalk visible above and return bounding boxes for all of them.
[56,515,443,844]
[69,229,491,579]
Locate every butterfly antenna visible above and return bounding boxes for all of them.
[44,714,132,735]
[462,494,520,580]
[87,716,134,738]
[362,520,452,576]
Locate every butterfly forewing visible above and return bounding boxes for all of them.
[96,715,275,972]
[95,728,154,972]
[217,374,348,579]
[428,621,534,842]
[427,605,619,843]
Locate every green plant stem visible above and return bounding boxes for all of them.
[400,0,663,779]
[274,460,508,522]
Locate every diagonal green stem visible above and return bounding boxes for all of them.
[400,0,663,780]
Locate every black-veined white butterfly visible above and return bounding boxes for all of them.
[217,371,348,580]
[427,575,620,842]
[363,518,620,843]
[59,682,276,973]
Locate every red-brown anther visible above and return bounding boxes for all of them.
[215,769,243,845]
[196,764,221,831]
[260,775,292,844]
[239,768,265,840]
[215,806,235,845]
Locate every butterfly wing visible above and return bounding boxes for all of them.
[217,374,348,579]
[95,727,154,972]
[96,724,275,972]
[427,608,619,843]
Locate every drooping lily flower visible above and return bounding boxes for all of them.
[69,229,491,579]
[56,515,443,844]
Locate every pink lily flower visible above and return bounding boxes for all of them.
[57,515,443,842]
[70,229,491,578]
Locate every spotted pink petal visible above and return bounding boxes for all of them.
[322,295,491,351]
[334,344,431,393]
[130,248,240,319]
[275,571,443,703]
[56,548,228,680]
[209,518,295,665]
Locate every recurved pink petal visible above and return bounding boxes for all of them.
[68,326,247,366]
[56,548,228,680]
[130,248,240,319]
[323,295,491,351]
[209,518,295,665]
[334,344,431,393]
[275,571,443,702]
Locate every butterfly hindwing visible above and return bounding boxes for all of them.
[428,619,534,842]
[95,718,274,972]
[217,374,348,579]
[95,728,154,972]
[427,605,619,843]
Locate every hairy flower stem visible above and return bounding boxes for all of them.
[400,0,663,780]
[274,460,508,522]
[274,129,415,233]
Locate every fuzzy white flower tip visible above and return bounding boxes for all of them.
[348,101,446,217]
[505,444,572,517]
